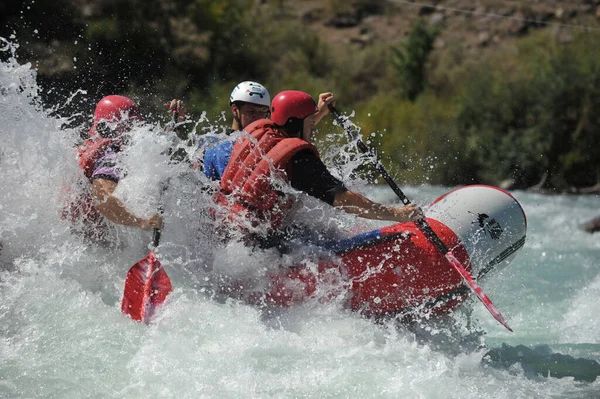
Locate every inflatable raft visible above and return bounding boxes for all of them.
[238,185,527,319]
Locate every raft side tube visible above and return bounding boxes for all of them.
[427,185,527,280]
[260,185,527,318]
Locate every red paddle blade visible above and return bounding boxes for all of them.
[445,252,513,332]
[121,251,172,324]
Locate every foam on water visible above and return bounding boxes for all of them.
[1,38,600,398]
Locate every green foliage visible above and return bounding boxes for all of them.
[330,45,391,104]
[267,29,333,91]
[457,31,600,188]
[327,0,355,14]
[5,0,600,189]
[391,19,440,102]
[353,92,475,185]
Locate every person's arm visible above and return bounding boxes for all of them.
[165,99,188,139]
[289,151,422,223]
[333,190,423,223]
[315,92,335,124]
[289,150,346,205]
[92,178,163,230]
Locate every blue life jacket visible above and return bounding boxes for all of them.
[203,138,235,180]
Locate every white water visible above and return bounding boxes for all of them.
[1,40,600,398]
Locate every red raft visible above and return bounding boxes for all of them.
[244,185,528,319]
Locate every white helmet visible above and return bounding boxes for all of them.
[229,81,270,107]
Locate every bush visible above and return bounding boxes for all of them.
[457,31,600,189]
[7,0,600,189]
[391,18,440,102]
[347,91,475,186]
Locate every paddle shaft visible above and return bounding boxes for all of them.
[121,109,180,323]
[152,228,161,248]
[149,108,177,250]
[328,106,450,253]
[328,105,512,331]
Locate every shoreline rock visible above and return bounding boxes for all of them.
[582,216,600,234]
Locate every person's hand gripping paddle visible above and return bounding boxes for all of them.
[328,105,513,332]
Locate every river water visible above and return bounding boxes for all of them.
[1,38,600,398]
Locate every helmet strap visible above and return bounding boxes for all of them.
[232,103,244,130]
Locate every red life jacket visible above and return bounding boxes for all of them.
[61,134,115,241]
[214,119,318,232]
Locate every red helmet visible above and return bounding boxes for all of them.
[90,95,141,137]
[270,90,318,126]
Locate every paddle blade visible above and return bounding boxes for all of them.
[121,251,172,324]
[445,252,513,332]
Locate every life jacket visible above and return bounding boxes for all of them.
[77,136,115,180]
[60,181,109,242]
[61,133,116,241]
[213,119,318,233]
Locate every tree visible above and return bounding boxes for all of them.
[391,18,440,102]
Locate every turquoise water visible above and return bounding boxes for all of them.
[1,38,600,398]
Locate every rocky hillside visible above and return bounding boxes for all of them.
[3,0,599,78]
[294,0,600,56]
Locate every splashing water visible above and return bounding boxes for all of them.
[1,38,600,398]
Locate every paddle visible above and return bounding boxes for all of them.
[121,227,172,323]
[328,105,513,332]
[121,109,180,323]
